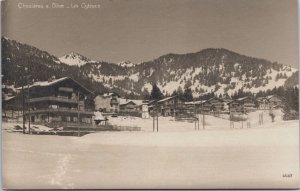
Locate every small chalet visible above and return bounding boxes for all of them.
[207,97,225,112]
[257,95,283,109]
[19,77,95,125]
[257,97,269,110]
[202,100,213,112]
[267,95,283,108]
[184,100,207,114]
[2,84,19,111]
[94,93,120,113]
[221,96,232,111]
[156,96,184,116]
[228,96,256,113]
[119,99,143,113]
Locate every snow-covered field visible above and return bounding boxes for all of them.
[2,110,299,189]
[108,109,285,131]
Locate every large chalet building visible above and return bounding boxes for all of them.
[20,77,95,125]
[149,96,184,117]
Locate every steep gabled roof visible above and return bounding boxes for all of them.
[184,100,207,105]
[208,97,224,102]
[236,96,249,101]
[266,95,282,100]
[157,96,177,103]
[17,77,93,94]
[119,98,143,106]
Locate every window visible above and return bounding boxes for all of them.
[81,117,92,123]
[73,117,78,122]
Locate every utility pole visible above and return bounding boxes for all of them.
[197,107,200,130]
[194,104,196,130]
[27,81,31,134]
[196,108,200,131]
[153,108,155,132]
[77,91,80,137]
[156,102,158,132]
[202,110,205,130]
[22,79,25,134]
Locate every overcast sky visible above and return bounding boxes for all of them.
[2,0,298,67]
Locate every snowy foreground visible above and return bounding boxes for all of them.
[2,111,300,189]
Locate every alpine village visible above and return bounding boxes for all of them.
[2,37,299,135]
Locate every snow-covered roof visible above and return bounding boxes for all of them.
[102,93,114,97]
[2,84,16,91]
[185,100,207,105]
[266,95,280,99]
[157,96,177,103]
[119,98,143,106]
[16,77,93,94]
[236,96,251,101]
[16,77,68,90]
[3,96,16,101]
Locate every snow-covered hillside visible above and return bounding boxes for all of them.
[81,48,298,98]
[2,37,298,98]
[59,52,95,66]
[116,61,137,67]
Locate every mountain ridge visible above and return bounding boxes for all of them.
[2,36,298,99]
[59,52,96,66]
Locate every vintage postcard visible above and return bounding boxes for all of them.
[1,0,299,189]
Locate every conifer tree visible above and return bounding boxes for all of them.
[182,88,193,102]
[150,84,164,100]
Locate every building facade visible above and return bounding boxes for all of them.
[257,95,283,109]
[150,96,184,117]
[228,96,256,113]
[94,93,119,113]
[22,77,94,125]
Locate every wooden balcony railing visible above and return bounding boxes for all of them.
[28,108,94,115]
[28,96,79,104]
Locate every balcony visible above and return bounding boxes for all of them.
[28,96,79,104]
[29,108,94,115]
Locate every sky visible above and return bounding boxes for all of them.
[1,0,298,67]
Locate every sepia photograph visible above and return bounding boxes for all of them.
[1,0,299,189]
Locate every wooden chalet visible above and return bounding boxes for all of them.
[94,92,120,113]
[207,97,225,112]
[202,100,213,112]
[150,96,184,117]
[257,95,283,109]
[257,97,269,110]
[228,96,256,113]
[19,77,95,125]
[267,95,283,108]
[119,99,143,113]
[184,100,207,114]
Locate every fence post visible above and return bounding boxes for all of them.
[242,113,244,128]
[153,111,155,132]
[230,113,234,129]
[198,114,200,130]
[156,112,158,132]
[202,112,205,130]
